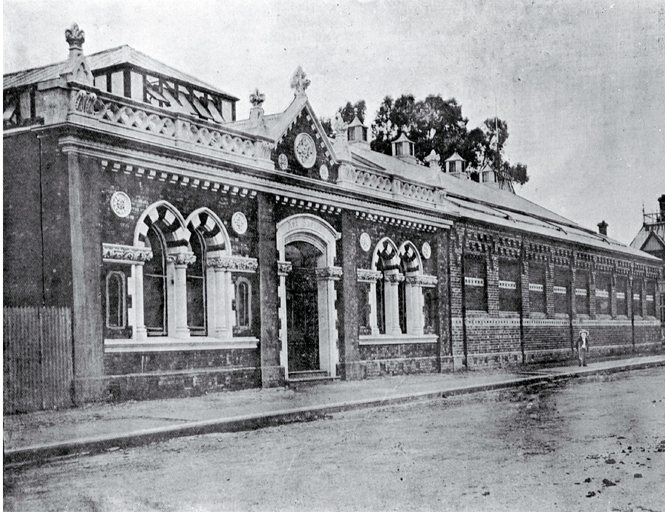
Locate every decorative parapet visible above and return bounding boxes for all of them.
[337,164,447,208]
[102,243,153,265]
[69,88,274,165]
[315,266,343,281]
[166,251,196,266]
[405,274,438,288]
[357,269,383,283]
[277,261,293,276]
[207,255,259,273]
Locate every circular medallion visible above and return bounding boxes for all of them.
[110,191,131,218]
[231,212,248,235]
[422,242,432,260]
[278,153,289,170]
[319,164,329,181]
[294,133,317,169]
[359,232,371,252]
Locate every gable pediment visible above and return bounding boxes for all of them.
[271,100,338,182]
[641,231,665,252]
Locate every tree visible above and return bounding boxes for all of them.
[478,117,529,185]
[321,99,367,136]
[370,94,481,167]
[370,96,529,185]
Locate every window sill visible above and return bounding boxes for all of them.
[104,336,259,353]
[359,334,438,346]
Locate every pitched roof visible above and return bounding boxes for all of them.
[4,45,238,100]
[350,145,660,261]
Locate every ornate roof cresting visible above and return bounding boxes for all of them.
[65,23,85,51]
[290,66,310,97]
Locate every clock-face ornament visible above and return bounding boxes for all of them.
[294,133,316,169]
[319,164,329,181]
[359,232,371,252]
[110,191,131,218]
[278,153,289,170]
[422,242,432,260]
[231,212,248,235]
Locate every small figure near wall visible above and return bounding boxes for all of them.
[576,329,590,367]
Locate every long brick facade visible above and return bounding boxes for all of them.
[3,25,663,408]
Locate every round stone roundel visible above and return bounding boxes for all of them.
[231,212,248,235]
[422,242,432,260]
[359,232,371,252]
[319,164,329,181]
[278,153,289,170]
[110,191,131,218]
[294,133,317,169]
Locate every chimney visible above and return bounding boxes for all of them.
[597,220,608,236]
[659,194,665,221]
[248,89,266,130]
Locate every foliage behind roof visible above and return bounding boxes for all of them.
[3,45,238,100]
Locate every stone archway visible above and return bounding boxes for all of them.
[276,214,341,378]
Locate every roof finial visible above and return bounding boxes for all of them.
[65,23,85,53]
[249,88,265,108]
[290,66,310,98]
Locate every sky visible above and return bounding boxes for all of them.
[4,0,664,245]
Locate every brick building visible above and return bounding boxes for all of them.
[4,25,662,409]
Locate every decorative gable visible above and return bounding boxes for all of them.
[272,103,337,183]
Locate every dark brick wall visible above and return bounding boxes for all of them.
[104,348,260,375]
[99,162,261,339]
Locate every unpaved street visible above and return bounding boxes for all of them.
[5,368,665,512]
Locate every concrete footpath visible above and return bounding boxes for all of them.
[4,354,665,465]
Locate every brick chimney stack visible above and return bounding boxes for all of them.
[597,220,608,236]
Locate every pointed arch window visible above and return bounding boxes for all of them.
[143,226,168,336]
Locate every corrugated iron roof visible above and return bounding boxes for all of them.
[4,45,238,99]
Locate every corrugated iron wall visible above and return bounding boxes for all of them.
[3,307,73,413]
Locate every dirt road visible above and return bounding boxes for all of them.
[5,368,665,511]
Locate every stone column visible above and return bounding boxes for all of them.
[168,251,195,339]
[368,281,380,335]
[589,270,597,319]
[277,261,292,373]
[385,273,403,335]
[316,267,342,377]
[405,276,424,336]
[132,264,148,341]
[213,267,231,338]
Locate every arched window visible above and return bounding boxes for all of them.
[143,226,167,336]
[106,271,126,329]
[187,231,206,335]
[398,259,408,333]
[235,277,252,330]
[375,272,386,334]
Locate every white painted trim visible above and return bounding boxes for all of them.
[359,334,438,345]
[104,336,259,353]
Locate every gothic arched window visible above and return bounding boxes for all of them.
[143,226,167,336]
[187,231,206,335]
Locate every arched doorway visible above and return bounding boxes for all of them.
[276,214,341,378]
[285,241,322,372]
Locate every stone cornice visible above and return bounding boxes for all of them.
[315,267,343,281]
[357,269,383,283]
[56,137,455,230]
[102,243,152,265]
[406,274,438,287]
[207,255,258,273]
